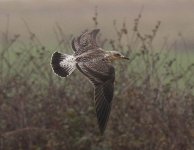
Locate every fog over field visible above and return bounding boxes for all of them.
[0,0,194,49]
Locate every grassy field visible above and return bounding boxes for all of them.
[1,13,194,150]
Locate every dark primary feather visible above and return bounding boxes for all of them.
[71,29,100,55]
[95,79,114,133]
[76,61,115,134]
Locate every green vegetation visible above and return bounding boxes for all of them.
[1,12,194,150]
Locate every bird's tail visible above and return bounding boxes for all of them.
[51,52,76,77]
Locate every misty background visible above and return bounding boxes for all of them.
[2,1,194,149]
[0,0,194,50]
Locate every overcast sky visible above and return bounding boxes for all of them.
[0,0,193,47]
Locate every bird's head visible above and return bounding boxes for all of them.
[105,51,129,62]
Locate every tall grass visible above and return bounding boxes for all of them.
[1,10,194,150]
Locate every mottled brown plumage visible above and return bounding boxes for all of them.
[51,29,128,134]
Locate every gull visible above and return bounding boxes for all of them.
[51,29,129,134]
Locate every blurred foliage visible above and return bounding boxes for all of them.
[1,10,194,150]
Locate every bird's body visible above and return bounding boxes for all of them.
[51,29,128,134]
[76,48,104,62]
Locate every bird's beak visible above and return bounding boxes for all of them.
[121,56,129,60]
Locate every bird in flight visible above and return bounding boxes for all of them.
[51,29,129,134]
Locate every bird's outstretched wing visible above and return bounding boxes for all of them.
[72,29,100,55]
[76,61,115,134]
